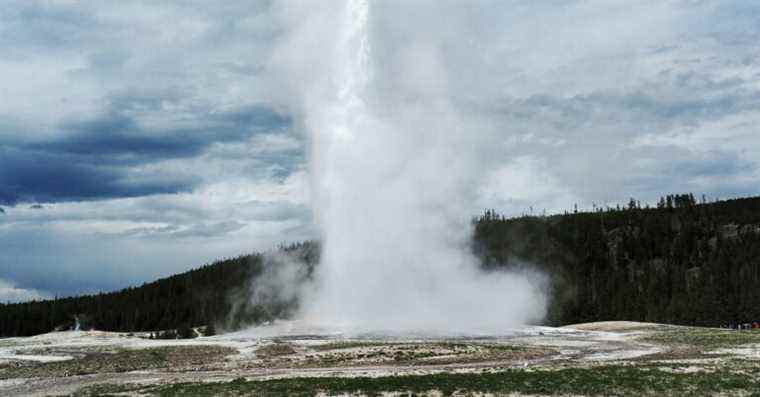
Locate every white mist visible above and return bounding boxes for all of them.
[271,0,546,334]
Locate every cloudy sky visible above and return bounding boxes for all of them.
[1,1,759,302]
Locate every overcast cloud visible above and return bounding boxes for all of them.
[1,1,759,301]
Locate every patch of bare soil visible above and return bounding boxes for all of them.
[254,342,298,358]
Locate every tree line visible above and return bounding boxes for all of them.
[474,194,760,327]
[0,242,317,337]
[2,194,760,336]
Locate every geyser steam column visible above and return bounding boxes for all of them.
[299,0,546,333]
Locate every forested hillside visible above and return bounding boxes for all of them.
[475,194,760,327]
[0,242,317,337]
[3,194,760,337]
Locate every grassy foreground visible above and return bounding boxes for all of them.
[642,327,760,348]
[71,365,760,397]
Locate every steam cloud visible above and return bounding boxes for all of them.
[269,0,546,334]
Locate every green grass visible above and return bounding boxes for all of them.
[72,365,760,396]
[68,383,147,397]
[643,327,760,348]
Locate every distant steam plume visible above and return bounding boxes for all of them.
[271,0,546,334]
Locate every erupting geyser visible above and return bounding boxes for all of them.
[277,0,546,334]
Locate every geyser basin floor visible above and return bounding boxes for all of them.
[4,322,760,396]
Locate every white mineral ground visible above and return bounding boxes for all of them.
[3,321,758,396]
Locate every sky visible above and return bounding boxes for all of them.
[2,1,760,302]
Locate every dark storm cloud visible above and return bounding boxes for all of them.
[37,104,290,164]
[0,146,197,205]
[0,104,290,205]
